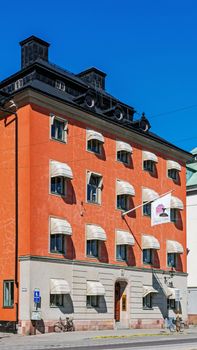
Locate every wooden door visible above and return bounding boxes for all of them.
[114,282,121,322]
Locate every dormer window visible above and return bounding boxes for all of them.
[15,79,23,90]
[55,80,65,91]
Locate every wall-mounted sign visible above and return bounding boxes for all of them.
[34,289,40,304]
[31,310,41,321]
[122,294,127,311]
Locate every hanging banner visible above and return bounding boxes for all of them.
[151,193,171,226]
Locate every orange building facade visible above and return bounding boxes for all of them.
[0,36,192,334]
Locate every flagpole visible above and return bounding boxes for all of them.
[121,189,174,218]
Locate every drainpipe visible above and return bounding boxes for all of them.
[0,98,18,326]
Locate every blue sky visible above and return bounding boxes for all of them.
[1,0,197,152]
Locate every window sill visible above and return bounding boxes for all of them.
[3,306,14,309]
[50,192,66,198]
[116,159,130,166]
[86,255,99,259]
[86,201,101,206]
[50,251,65,255]
[50,137,67,144]
[143,307,153,310]
[50,305,63,308]
[116,258,127,262]
[86,149,102,156]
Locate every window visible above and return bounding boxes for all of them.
[116,245,127,261]
[168,253,176,267]
[55,80,65,91]
[51,176,65,196]
[87,240,98,257]
[117,194,129,210]
[51,115,67,142]
[167,299,176,309]
[86,295,99,308]
[117,151,129,164]
[143,293,152,309]
[3,281,14,308]
[143,202,151,217]
[50,294,64,307]
[170,209,177,223]
[15,79,23,90]
[87,139,101,154]
[168,169,178,180]
[50,234,65,254]
[143,160,154,172]
[87,173,102,204]
[143,249,152,264]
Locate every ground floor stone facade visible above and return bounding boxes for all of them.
[18,256,187,335]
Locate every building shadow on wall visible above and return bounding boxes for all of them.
[62,182,76,205]
[96,296,107,313]
[99,242,109,263]
[127,198,136,218]
[127,246,136,266]
[65,236,76,259]
[152,273,167,318]
[174,211,183,230]
[153,251,160,269]
[59,294,74,314]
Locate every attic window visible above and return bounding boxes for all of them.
[15,79,23,90]
[55,80,65,92]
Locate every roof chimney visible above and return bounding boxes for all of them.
[19,35,50,69]
[77,67,106,90]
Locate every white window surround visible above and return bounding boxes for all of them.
[50,113,68,142]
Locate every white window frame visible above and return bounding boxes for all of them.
[86,295,99,308]
[86,171,102,205]
[116,194,129,211]
[87,139,101,154]
[168,168,178,181]
[117,150,130,164]
[3,280,14,308]
[143,159,154,173]
[50,176,67,197]
[50,294,64,308]
[50,113,68,143]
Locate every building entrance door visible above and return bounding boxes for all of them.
[114,282,121,322]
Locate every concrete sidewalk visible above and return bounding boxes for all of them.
[0,326,197,350]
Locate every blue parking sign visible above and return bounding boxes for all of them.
[34,289,40,304]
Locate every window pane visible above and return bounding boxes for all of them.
[50,234,64,253]
[144,160,154,172]
[87,240,98,257]
[117,195,128,210]
[51,177,65,195]
[116,245,126,261]
[143,249,152,264]
[168,253,176,267]
[117,151,129,164]
[4,281,14,307]
[88,140,100,153]
[143,203,151,216]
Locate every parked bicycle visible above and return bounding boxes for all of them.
[54,317,75,332]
